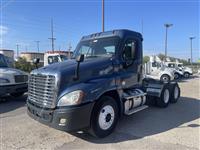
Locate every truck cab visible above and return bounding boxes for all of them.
[27,30,180,138]
[177,62,193,78]
[0,54,28,97]
[144,56,175,82]
[44,51,69,66]
[165,61,192,78]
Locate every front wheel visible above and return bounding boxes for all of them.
[174,73,179,80]
[184,72,190,78]
[160,74,170,83]
[89,96,119,138]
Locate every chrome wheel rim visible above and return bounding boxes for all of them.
[164,89,170,103]
[174,86,179,99]
[162,76,169,82]
[98,105,115,130]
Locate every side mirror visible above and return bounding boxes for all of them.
[76,54,84,63]
[123,46,133,68]
[33,58,40,69]
[74,54,84,80]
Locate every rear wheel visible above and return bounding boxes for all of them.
[170,83,180,103]
[160,74,170,83]
[89,96,119,138]
[156,85,170,108]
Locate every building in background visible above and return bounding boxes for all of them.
[20,52,44,64]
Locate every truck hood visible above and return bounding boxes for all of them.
[0,67,28,75]
[31,57,114,93]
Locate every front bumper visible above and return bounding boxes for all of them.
[27,101,95,132]
[0,83,28,96]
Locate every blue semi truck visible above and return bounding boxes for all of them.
[27,29,180,138]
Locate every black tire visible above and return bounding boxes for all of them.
[156,85,170,108]
[89,96,119,138]
[184,72,190,78]
[160,74,170,83]
[174,73,179,80]
[170,83,180,103]
[10,92,25,97]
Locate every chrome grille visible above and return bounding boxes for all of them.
[28,74,56,108]
[15,75,28,83]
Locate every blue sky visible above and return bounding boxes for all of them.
[0,0,199,61]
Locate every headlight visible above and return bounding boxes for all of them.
[57,90,84,106]
[0,78,10,83]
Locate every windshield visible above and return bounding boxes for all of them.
[73,37,119,59]
[0,55,8,67]
[60,55,68,61]
[178,64,183,67]
[168,63,175,68]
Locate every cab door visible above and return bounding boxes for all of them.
[118,39,141,88]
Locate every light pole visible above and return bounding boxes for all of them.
[189,37,195,65]
[164,23,173,61]
[102,0,105,32]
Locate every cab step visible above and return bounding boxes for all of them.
[125,105,148,115]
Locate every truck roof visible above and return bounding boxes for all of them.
[81,29,143,41]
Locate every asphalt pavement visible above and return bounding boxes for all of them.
[0,75,200,150]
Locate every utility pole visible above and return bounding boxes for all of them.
[189,37,195,65]
[164,23,173,61]
[102,0,105,32]
[35,41,40,52]
[48,19,56,51]
[16,44,20,58]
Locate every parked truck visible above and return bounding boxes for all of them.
[44,51,72,66]
[165,61,193,78]
[0,54,28,97]
[144,56,175,82]
[27,30,180,138]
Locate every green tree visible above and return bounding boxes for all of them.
[143,56,150,64]
[14,57,35,72]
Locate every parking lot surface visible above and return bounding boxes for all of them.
[0,76,200,150]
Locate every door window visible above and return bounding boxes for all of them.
[123,40,136,60]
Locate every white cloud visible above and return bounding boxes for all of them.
[0,25,8,36]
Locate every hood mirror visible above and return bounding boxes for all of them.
[33,58,40,69]
[74,54,84,80]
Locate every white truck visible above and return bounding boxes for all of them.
[44,51,70,66]
[144,56,175,82]
[164,61,184,79]
[165,61,192,78]
[0,54,28,97]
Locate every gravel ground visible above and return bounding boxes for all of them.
[0,75,200,150]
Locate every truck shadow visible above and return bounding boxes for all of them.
[72,96,200,144]
[0,94,27,114]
